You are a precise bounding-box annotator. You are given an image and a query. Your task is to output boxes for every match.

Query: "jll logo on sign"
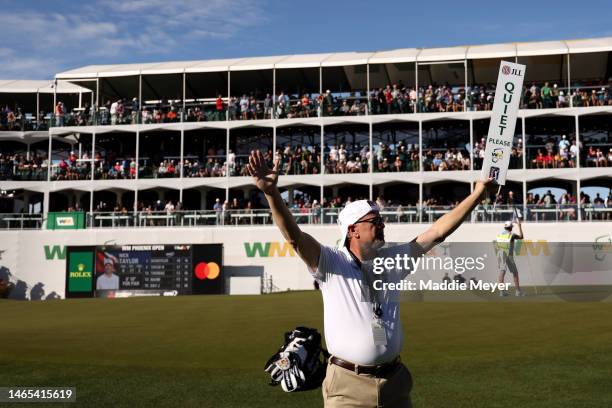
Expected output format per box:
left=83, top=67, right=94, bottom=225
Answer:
left=502, top=65, right=523, bottom=76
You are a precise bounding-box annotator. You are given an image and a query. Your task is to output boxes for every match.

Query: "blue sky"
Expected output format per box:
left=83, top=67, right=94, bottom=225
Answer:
left=1, top=0, right=611, bottom=79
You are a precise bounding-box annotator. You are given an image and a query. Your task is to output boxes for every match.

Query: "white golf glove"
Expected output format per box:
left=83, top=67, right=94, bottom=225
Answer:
left=265, top=338, right=308, bottom=392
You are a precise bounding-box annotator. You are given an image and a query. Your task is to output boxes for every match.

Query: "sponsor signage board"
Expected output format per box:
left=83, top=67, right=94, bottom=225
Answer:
left=481, top=61, right=526, bottom=185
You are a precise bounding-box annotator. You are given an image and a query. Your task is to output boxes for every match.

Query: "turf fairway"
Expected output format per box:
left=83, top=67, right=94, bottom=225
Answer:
left=2, top=292, right=612, bottom=408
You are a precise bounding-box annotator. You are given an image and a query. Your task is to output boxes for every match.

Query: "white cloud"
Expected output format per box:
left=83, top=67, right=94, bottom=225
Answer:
left=0, top=0, right=267, bottom=79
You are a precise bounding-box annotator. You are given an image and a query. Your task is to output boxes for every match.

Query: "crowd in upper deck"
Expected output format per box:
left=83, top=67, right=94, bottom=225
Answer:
left=3, top=78, right=610, bottom=131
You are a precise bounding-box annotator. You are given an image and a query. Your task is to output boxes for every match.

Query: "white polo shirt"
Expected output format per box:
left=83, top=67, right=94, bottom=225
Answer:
left=96, top=273, right=120, bottom=290
left=311, top=243, right=421, bottom=365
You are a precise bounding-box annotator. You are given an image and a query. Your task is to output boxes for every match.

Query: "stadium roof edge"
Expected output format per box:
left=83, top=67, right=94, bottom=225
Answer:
left=54, top=37, right=612, bottom=80
left=0, top=80, right=92, bottom=94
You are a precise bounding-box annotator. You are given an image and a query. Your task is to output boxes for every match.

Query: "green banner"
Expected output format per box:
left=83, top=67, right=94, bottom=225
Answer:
left=68, top=251, right=94, bottom=292
left=47, top=212, right=85, bottom=230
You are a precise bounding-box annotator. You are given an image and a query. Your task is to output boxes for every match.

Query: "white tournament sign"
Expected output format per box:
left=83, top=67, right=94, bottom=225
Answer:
left=481, top=61, right=526, bottom=185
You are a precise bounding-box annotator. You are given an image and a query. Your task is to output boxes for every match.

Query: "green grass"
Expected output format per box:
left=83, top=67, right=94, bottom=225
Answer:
left=1, top=292, right=612, bottom=407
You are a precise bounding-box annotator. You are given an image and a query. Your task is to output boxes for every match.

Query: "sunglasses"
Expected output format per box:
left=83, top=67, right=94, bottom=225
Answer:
left=354, top=216, right=384, bottom=227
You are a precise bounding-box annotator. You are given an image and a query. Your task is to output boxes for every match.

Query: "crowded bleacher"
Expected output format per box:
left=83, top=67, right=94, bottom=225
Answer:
left=3, top=80, right=609, bottom=130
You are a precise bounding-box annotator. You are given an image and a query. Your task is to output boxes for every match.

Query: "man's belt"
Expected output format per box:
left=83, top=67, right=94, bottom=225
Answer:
left=330, top=356, right=400, bottom=377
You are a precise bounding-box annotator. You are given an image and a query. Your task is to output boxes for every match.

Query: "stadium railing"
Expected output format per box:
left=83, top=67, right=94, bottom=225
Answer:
left=1, top=204, right=609, bottom=230
left=0, top=213, right=44, bottom=229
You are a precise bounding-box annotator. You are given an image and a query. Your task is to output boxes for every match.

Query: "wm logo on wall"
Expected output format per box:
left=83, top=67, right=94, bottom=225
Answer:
left=493, top=240, right=550, bottom=257
left=244, top=242, right=296, bottom=258
left=44, top=245, right=67, bottom=260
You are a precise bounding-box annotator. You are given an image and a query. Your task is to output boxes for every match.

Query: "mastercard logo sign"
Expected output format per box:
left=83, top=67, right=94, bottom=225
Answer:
left=194, top=262, right=221, bottom=280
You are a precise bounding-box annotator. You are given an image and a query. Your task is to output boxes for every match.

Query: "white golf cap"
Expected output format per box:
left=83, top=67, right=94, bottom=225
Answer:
left=504, top=221, right=513, bottom=229
left=338, top=200, right=379, bottom=248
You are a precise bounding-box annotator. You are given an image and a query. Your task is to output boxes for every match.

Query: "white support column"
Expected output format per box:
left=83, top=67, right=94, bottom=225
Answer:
left=134, top=189, right=138, bottom=213
left=225, top=127, right=230, bottom=201
left=96, top=78, right=100, bottom=125
left=366, top=63, right=370, bottom=116
left=36, top=92, right=40, bottom=129
left=91, top=132, right=96, bottom=182
left=47, top=132, right=52, bottom=182
left=272, top=125, right=277, bottom=159
left=577, top=177, right=582, bottom=221
left=522, top=180, right=527, bottom=218
left=135, top=130, right=140, bottom=180
left=138, top=74, right=142, bottom=125
left=415, top=62, right=419, bottom=113
left=418, top=119, right=423, bottom=221
left=464, top=59, right=468, bottom=112
left=575, top=114, right=580, bottom=169
left=43, top=190, right=50, bottom=228
left=182, top=71, right=186, bottom=122
left=90, top=189, right=94, bottom=214
left=418, top=120, right=423, bottom=173
left=522, top=116, right=526, bottom=170
left=179, top=129, right=184, bottom=204
left=418, top=182, right=423, bottom=223
left=320, top=124, right=325, bottom=175
left=320, top=184, right=324, bottom=212
left=319, top=125, right=325, bottom=207
left=319, top=65, right=323, bottom=95
left=567, top=53, right=572, bottom=108
left=26, top=143, right=31, bottom=161
left=272, top=68, right=276, bottom=119
left=320, top=122, right=325, bottom=209
left=469, top=118, right=474, bottom=171
left=319, top=65, right=323, bottom=117
left=227, top=70, right=231, bottom=122
left=53, top=79, right=57, bottom=114
left=369, top=120, right=373, bottom=200
left=369, top=121, right=373, bottom=174
left=79, top=91, right=82, bottom=109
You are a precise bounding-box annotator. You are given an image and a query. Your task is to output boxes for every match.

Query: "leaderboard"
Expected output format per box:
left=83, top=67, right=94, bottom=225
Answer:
left=111, top=245, right=193, bottom=293
left=65, top=243, right=223, bottom=298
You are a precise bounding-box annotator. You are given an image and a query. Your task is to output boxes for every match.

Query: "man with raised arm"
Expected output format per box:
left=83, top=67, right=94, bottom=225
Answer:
left=247, top=150, right=492, bottom=408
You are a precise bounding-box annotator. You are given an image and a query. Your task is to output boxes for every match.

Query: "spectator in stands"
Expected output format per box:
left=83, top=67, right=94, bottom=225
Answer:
left=559, top=193, right=576, bottom=220
left=541, top=82, right=553, bottom=108
left=557, top=90, right=568, bottom=108
left=215, top=95, right=225, bottom=121
left=225, top=97, right=235, bottom=120
left=166, top=108, right=178, bottom=122
left=130, top=98, right=139, bottom=124
left=586, top=146, right=598, bottom=167
left=116, top=99, right=125, bottom=123
left=110, top=100, right=118, bottom=125
left=263, top=94, right=273, bottom=119
left=54, top=101, right=65, bottom=127
left=164, top=200, right=175, bottom=215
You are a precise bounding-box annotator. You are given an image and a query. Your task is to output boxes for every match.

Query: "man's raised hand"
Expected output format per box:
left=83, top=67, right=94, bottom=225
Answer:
left=475, top=177, right=496, bottom=197
left=247, top=150, right=279, bottom=195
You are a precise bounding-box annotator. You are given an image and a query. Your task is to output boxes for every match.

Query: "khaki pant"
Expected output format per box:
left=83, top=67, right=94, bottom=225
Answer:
left=322, top=359, right=413, bottom=408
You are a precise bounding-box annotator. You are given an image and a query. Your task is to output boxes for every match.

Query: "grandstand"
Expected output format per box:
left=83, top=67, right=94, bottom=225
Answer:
left=0, top=37, right=611, bottom=298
